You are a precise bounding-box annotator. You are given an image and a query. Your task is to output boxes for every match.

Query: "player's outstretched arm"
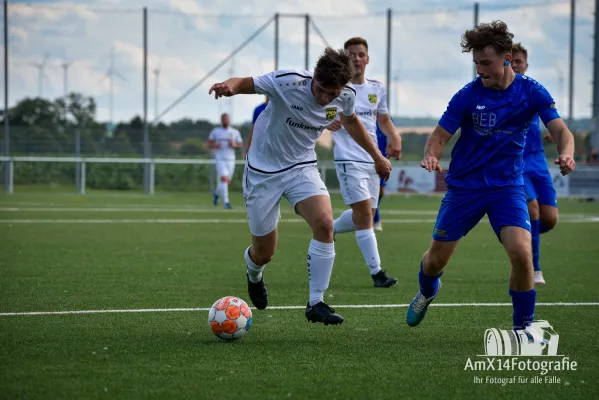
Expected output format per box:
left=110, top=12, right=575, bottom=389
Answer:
left=376, top=113, right=401, bottom=160
left=545, top=118, right=576, bottom=175
left=340, top=112, right=392, bottom=181
left=209, top=77, right=256, bottom=99
left=422, top=125, right=452, bottom=172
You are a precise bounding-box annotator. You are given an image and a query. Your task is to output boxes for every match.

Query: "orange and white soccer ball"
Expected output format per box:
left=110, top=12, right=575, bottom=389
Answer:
left=208, top=296, right=253, bottom=341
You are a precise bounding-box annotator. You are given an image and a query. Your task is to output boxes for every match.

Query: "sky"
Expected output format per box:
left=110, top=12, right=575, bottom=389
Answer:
left=3, top=0, right=596, bottom=125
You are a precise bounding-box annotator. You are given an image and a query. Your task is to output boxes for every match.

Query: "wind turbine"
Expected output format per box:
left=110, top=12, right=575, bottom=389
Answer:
left=30, top=54, right=50, bottom=97
left=101, top=47, right=126, bottom=126
left=153, top=65, right=160, bottom=121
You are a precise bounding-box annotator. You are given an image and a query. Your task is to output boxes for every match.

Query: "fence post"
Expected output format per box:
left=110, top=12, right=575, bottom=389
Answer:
left=80, top=161, right=86, bottom=195
left=8, top=159, right=13, bottom=194
left=150, top=161, right=155, bottom=194
left=3, top=0, right=10, bottom=194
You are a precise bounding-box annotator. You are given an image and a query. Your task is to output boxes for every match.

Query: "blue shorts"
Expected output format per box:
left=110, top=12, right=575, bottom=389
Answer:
left=523, top=153, right=557, bottom=207
left=432, top=186, right=531, bottom=241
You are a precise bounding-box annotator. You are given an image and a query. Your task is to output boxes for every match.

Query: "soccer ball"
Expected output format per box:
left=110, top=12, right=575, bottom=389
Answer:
left=208, top=296, right=253, bottom=341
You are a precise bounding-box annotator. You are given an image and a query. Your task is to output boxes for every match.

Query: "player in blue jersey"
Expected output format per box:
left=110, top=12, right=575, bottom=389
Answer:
left=405, top=21, right=575, bottom=332
left=373, top=121, right=390, bottom=231
left=244, top=96, right=269, bottom=158
left=511, top=43, right=557, bottom=285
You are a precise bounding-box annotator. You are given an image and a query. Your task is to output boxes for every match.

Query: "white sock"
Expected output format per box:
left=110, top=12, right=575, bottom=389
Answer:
left=245, top=246, right=266, bottom=283
left=219, top=181, right=229, bottom=204
left=355, top=228, right=381, bottom=275
left=307, top=239, right=335, bottom=306
left=333, top=209, right=355, bottom=235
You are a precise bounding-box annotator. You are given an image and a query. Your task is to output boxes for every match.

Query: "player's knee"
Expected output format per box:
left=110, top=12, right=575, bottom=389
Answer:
left=540, top=213, right=558, bottom=230
left=312, top=213, right=334, bottom=237
left=506, top=243, right=532, bottom=269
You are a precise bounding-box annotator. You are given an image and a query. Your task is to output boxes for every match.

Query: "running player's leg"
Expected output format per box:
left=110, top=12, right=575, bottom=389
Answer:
left=333, top=163, right=397, bottom=287
left=406, top=189, right=485, bottom=327
left=287, top=165, right=344, bottom=325
left=524, top=174, right=543, bottom=282
left=222, top=160, right=235, bottom=209
left=373, top=178, right=386, bottom=231
left=243, top=166, right=283, bottom=310
left=488, top=187, right=536, bottom=330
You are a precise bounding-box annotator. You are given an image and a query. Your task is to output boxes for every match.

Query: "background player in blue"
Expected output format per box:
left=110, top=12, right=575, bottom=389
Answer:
left=406, top=21, right=576, bottom=333
left=511, top=43, right=558, bottom=285
left=244, top=96, right=269, bottom=158
left=373, top=120, right=392, bottom=231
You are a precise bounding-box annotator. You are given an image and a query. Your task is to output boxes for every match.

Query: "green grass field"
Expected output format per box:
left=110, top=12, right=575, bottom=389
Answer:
left=1, top=189, right=598, bottom=399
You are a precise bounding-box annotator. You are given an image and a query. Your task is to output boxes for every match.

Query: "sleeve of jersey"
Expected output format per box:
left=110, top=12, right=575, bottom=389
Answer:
left=438, top=87, right=469, bottom=135
left=342, top=91, right=356, bottom=116
left=207, top=129, right=216, bottom=140
left=531, top=83, right=560, bottom=125
left=377, top=87, right=389, bottom=115
left=252, top=72, right=277, bottom=98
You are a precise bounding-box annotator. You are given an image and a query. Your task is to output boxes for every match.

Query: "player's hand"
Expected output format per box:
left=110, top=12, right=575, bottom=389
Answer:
left=209, top=82, right=235, bottom=99
left=326, top=119, right=342, bottom=132
left=374, top=154, right=392, bottom=182
left=421, top=156, right=442, bottom=172
left=554, top=155, right=576, bottom=176
left=386, top=136, right=402, bottom=160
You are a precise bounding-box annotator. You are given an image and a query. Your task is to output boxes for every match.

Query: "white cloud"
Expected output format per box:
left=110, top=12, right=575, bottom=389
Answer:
left=5, top=0, right=594, bottom=124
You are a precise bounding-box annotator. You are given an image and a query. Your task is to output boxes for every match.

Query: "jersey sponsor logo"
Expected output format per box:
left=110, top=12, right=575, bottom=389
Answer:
left=368, top=94, right=377, bottom=104
left=326, top=108, right=338, bottom=121
left=356, top=110, right=375, bottom=117
left=476, top=105, right=485, bottom=110
left=285, top=117, right=325, bottom=132
left=291, top=104, right=304, bottom=111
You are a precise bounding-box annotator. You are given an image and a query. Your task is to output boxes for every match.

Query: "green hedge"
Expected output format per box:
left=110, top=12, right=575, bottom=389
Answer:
left=9, top=162, right=245, bottom=192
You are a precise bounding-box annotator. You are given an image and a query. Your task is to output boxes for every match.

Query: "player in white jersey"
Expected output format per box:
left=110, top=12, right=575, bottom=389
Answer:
left=209, top=48, right=392, bottom=325
left=328, top=37, right=403, bottom=288
left=207, top=113, right=243, bottom=209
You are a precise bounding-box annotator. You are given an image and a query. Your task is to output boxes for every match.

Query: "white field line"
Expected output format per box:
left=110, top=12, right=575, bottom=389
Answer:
left=1, top=302, right=598, bottom=317
left=0, top=207, right=440, bottom=215
left=1, top=217, right=599, bottom=224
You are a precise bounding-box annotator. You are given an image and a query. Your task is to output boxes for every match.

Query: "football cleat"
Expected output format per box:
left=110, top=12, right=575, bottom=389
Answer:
left=372, top=269, right=398, bottom=288
left=406, top=280, right=441, bottom=327
left=305, top=301, right=344, bottom=325
left=246, top=273, right=268, bottom=310
left=534, top=271, right=545, bottom=284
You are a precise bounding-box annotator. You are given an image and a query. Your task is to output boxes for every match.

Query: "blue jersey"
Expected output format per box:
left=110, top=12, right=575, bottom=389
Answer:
left=252, top=102, right=267, bottom=124
left=438, top=74, right=560, bottom=189
left=375, top=121, right=388, bottom=156
left=524, top=114, right=544, bottom=154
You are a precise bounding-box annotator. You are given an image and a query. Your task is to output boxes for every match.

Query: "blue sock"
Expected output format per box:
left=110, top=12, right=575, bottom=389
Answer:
left=419, top=262, right=443, bottom=298
left=373, top=196, right=383, bottom=224
left=373, top=207, right=380, bottom=224
left=539, top=222, right=552, bottom=234
left=531, top=219, right=541, bottom=272
left=509, top=289, right=536, bottom=329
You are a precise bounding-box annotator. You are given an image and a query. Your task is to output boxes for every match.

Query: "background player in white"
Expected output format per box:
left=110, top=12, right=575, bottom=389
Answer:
left=207, top=113, right=243, bottom=209
left=209, top=48, right=392, bottom=325
left=327, top=37, right=402, bottom=288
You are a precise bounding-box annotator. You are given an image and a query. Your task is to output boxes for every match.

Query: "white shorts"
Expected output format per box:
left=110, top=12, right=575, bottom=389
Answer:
left=242, top=164, right=329, bottom=237
left=216, top=160, right=235, bottom=180
left=335, top=162, right=380, bottom=208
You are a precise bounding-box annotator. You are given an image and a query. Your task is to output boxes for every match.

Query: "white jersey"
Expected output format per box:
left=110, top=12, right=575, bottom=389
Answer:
left=208, top=126, right=242, bottom=161
left=248, top=68, right=356, bottom=173
left=333, top=78, right=388, bottom=163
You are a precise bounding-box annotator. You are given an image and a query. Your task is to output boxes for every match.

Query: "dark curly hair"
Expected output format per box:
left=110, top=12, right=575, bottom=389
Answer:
left=313, top=47, right=355, bottom=88
left=461, top=20, right=514, bottom=55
